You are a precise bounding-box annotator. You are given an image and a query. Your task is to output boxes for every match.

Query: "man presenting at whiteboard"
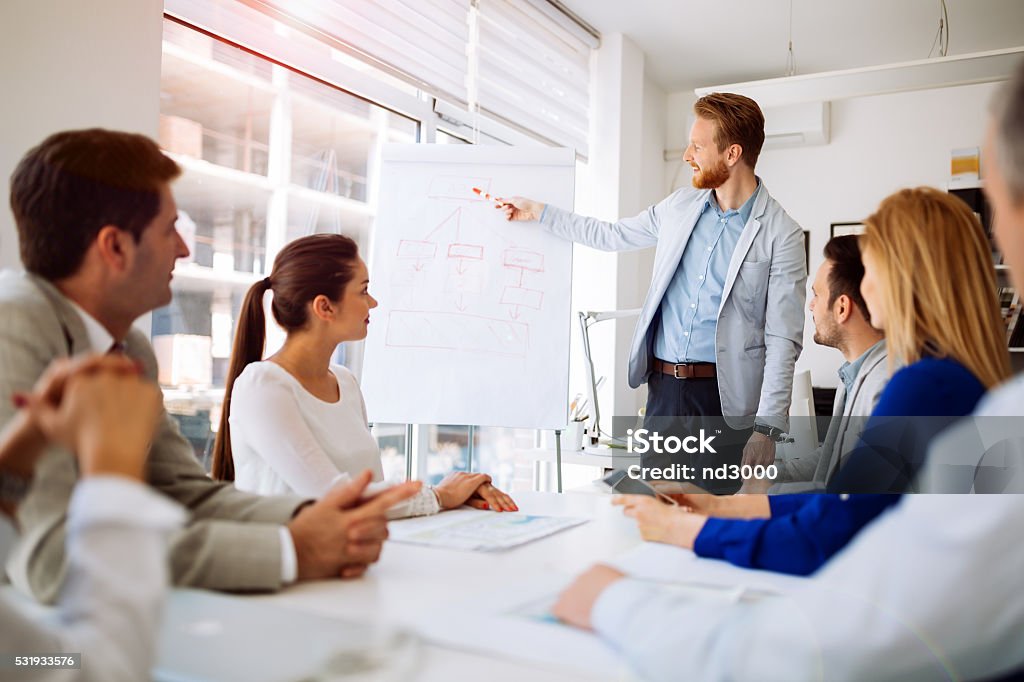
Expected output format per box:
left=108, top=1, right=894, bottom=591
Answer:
left=500, top=93, right=806, bottom=491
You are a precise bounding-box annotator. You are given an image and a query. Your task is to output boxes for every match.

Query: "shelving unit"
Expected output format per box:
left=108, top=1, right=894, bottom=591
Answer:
left=948, top=182, right=1024, bottom=370
left=153, top=21, right=419, bottom=454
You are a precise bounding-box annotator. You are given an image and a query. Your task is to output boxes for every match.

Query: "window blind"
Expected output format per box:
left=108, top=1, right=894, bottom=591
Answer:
left=168, top=0, right=597, bottom=156
left=247, top=0, right=471, bottom=106
left=474, top=0, right=594, bottom=158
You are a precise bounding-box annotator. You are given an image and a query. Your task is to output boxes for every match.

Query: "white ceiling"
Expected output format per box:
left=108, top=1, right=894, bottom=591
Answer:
left=560, top=0, right=1024, bottom=92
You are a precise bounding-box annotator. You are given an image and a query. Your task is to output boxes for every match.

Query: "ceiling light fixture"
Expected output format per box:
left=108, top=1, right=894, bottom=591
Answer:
left=695, top=46, right=1024, bottom=107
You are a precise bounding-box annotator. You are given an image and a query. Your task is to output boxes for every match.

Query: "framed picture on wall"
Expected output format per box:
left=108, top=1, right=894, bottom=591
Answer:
left=830, top=221, right=866, bottom=239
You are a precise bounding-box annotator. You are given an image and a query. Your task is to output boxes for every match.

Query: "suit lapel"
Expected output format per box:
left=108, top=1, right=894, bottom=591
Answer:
left=647, top=191, right=709, bottom=315
left=827, top=344, right=886, bottom=480
left=817, top=384, right=848, bottom=481
left=825, top=390, right=851, bottom=482
left=719, top=185, right=769, bottom=314
left=845, top=345, right=886, bottom=409
left=28, top=274, right=93, bottom=356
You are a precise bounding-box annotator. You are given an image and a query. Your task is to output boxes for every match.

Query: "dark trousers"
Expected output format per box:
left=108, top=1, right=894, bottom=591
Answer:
left=643, top=371, right=751, bottom=494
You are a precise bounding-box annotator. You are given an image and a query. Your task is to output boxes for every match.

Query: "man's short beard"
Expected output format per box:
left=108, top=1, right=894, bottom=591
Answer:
left=691, top=158, right=731, bottom=189
left=813, top=323, right=843, bottom=351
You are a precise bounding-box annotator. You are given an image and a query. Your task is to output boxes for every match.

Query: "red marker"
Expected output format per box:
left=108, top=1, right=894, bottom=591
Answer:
left=472, top=187, right=503, bottom=203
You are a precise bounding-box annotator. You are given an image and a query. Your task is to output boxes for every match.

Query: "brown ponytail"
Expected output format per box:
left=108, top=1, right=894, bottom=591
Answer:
left=211, top=233, right=360, bottom=481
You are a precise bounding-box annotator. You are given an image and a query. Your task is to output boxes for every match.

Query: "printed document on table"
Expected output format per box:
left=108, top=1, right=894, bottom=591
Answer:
left=413, top=574, right=630, bottom=678
left=417, top=570, right=757, bottom=677
left=388, top=508, right=587, bottom=551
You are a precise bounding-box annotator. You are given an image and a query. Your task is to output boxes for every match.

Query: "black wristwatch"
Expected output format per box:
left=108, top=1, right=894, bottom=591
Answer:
left=752, top=423, right=792, bottom=443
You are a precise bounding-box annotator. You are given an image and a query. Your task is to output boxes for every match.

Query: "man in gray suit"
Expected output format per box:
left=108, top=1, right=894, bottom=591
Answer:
left=503, top=93, right=806, bottom=488
left=771, top=235, right=887, bottom=492
left=0, top=129, right=419, bottom=602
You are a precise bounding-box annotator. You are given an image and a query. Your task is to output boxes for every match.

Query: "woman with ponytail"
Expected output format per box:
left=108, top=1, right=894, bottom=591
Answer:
left=212, top=233, right=517, bottom=515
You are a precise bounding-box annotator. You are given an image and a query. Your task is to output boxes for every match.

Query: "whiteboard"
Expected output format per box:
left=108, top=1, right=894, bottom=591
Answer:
left=361, top=145, right=574, bottom=429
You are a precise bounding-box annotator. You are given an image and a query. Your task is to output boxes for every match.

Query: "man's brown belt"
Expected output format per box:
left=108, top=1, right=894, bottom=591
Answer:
left=653, top=359, right=717, bottom=379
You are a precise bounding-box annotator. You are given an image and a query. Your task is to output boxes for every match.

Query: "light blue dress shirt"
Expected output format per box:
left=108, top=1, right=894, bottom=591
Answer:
left=838, top=339, right=885, bottom=395
left=653, top=183, right=761, bottom=363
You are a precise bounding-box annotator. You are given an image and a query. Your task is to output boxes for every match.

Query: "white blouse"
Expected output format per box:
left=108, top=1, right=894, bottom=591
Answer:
left=228, top=361, right=439, bottom=517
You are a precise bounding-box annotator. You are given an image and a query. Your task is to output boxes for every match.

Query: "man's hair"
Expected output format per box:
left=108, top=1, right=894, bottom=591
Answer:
left=9, top=128, right=181, bottom=280
left=991, top=59, right=1024, bottom=204
left=822, top=235, right=870, bottom=322
left=693, top=93, right=766, bottom=169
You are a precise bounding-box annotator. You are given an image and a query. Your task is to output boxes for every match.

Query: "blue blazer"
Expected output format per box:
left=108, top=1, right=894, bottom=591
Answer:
left=694, top=357, right=986, bottom=575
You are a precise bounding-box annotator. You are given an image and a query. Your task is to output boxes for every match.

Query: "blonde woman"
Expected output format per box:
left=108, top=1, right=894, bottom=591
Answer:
left=616, top=187, right=1011, bottom=575
left=826, top=187, right=1011, bottom=491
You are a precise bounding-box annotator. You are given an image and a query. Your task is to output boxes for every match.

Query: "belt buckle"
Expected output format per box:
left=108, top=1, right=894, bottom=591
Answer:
left=672, top=363, right=687, bottom=379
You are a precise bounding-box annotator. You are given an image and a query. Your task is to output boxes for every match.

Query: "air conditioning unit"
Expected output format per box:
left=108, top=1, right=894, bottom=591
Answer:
left=662, top=100, right=831, bottom=162
left=763, top=101, right=830, bottom=148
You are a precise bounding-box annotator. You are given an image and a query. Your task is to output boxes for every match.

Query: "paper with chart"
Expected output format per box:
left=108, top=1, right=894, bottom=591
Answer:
left=413, top=543, right=806, bottom=677
left=388, top=508, right=586, bottom=551
left=413, top=570, right=759, bottom=677
left=362, top=145, right=575, bottom=429
left=412, top=574, right=631, bottom=678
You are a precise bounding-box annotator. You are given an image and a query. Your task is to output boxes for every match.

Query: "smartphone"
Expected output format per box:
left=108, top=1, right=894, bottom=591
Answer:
left=600, top=470, right=678, bottom=505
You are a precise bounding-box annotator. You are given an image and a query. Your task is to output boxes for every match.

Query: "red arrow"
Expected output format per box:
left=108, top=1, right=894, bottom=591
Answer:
left=455, top=294, right=467, bottom=311
left=509, top=305, right=521, bottom=320
left=456, top=259, right=467, bottom=275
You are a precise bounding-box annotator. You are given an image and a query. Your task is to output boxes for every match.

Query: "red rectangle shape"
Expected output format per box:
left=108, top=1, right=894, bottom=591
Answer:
left=385, top=311, right=529, bottom=357
left=500, top=286, right=543, bottom=310
left=397, top=240, right=437, bottom=259
left=447, top=243, right=484, bottom=260
left=503, top=249, right=544, bottom=272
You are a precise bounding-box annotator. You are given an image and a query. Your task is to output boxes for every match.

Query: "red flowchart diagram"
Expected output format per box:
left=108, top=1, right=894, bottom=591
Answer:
left=500, top=248, right=544, bottom=320
left=384, top=176, right=549, bottom=356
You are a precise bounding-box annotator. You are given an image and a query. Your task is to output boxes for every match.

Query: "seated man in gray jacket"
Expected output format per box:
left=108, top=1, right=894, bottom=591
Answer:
left=1, top=354, right=413, bottom=681
left=771, top=235, right=887, bottom=492
left=1, top=129, right=420, bottom=602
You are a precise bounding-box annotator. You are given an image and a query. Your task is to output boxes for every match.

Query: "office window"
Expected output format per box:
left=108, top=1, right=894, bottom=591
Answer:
left=474, top=0, right=595, bottom=158
left=155, top=3, right=594, bottom=491
left=436, top=129, right=471, bottom=145
left=414, top=425, right=532, bottom=493
left=155, top=19, right=416, bottom=466
left=371, top=423, right=410, bottom=484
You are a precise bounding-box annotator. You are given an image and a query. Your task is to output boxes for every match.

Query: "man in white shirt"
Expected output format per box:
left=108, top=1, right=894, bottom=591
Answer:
left=1, top=355, right=419, bottom=681
left=1, top=129, right=419, bottom=602
left=550, top=61, right=1024, bottom=681
left=1, top=354, right=182, bottom=681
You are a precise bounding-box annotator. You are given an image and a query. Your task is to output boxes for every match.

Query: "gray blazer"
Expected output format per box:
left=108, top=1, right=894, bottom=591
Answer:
left=0, top=271, right=307, bottom=602
left=773, top=342, right=889, bottom=492
left=541, top=181, right=806, bottom=430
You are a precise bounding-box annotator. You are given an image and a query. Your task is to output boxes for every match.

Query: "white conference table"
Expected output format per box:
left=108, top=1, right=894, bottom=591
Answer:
left=248, top=488, right=644, bottom=681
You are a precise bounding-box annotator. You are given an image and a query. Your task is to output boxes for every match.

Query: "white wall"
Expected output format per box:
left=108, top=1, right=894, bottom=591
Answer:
left=569, top=33, right=663, bottom=434
left=0, top=0, right=164, bottom=565
left=0, top=0, right=165, bottom=271
left=664, top=81, right=1000, bottom=387
left=663, top=90, right=696, bottom=195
